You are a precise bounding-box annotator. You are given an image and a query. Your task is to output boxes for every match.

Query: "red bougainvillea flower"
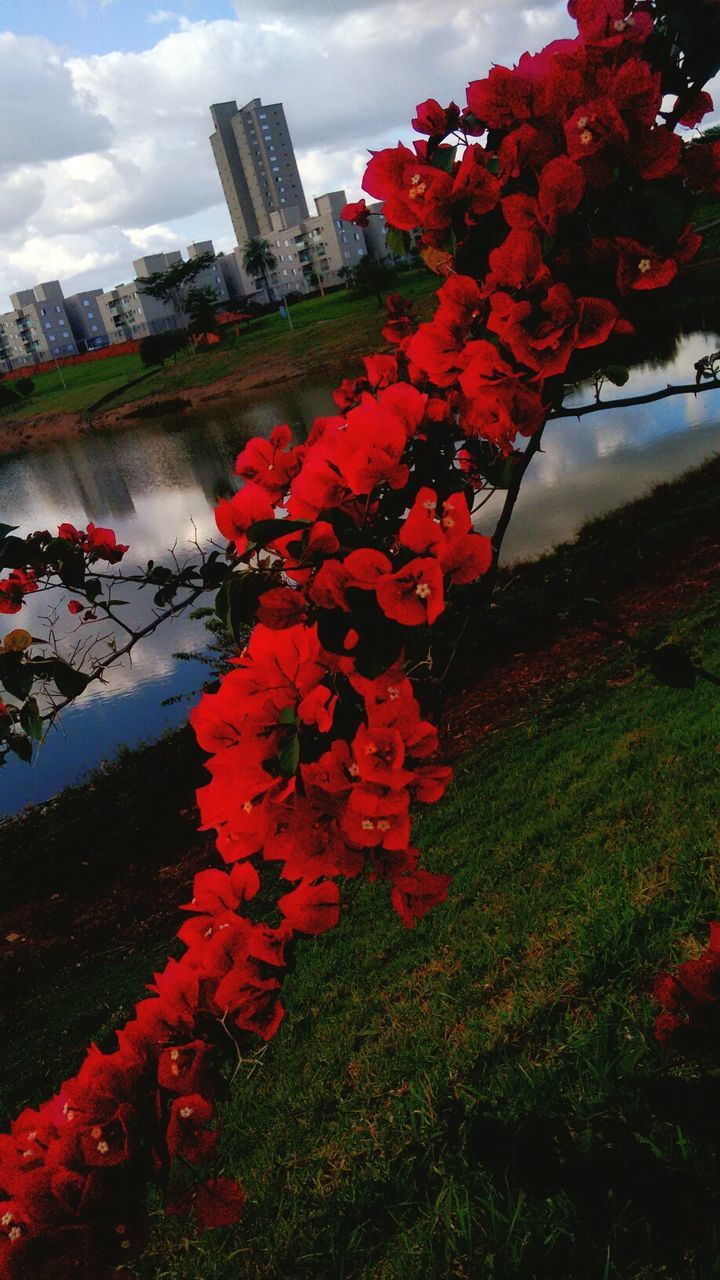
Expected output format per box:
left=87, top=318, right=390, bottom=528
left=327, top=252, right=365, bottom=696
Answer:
left=568, top=0, right=653, bottom=48
left=83, top=523, right=129, bottom=564
left=234, top=425, right=304, bottom=503
left=342, top=198, right=371, bottom=227
left=466, top=65, right=533, bottom=129
left=677, top=90, right=714, bottom=128
left=57, top=522, right=83, bottom=543
left=502, top=156, right=585, bottom=236
left=613, top=237, right=678, bottom=294
left=363, top=353, right=399, bottom=389
left=564, top=99, right=629, bottom=165
left=412, top=98, right=461, bottom=136
left=451, top=145, right=501, bottom=223
left=167, top=1176, right=246, bottom=1229
left=362, top=144, right=454, bottom=231
left=256, top=586, right=307, bottom=630
left=0, top=569, right=38, bottom=614
left=488, top=284, right=618, bottom=377
left=278, top=879, right=341, bottom=935
left=487, top=231, right=550, bottom=293
left=166, top=1094, right=217, bottom=1165
left=376, top=557, right=445, bottom=626
left=214, top=481, right=274, bottom=552
left=390, top=868, right=452, bottom=928
left=459, top=339, right=547, bottom=452
left=67, top=599, right=84, bottom=615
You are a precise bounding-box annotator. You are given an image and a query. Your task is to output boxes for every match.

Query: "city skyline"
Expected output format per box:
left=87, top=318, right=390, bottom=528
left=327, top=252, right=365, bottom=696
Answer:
left=0, top=0, right=592, bottom=306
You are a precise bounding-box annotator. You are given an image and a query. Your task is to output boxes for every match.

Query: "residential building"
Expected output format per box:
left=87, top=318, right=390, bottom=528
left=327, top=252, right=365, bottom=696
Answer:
left=210, top=97, right=308, bottom=245
left=63, top=288, right=110, bottom=352
left=0, top=280, right=117, bottom=371
left=97, top=241, right=230, bottom=344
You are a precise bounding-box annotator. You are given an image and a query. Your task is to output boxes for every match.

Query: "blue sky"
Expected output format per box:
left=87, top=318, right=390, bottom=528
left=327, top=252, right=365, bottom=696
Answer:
left=2, top=0, right=234, bottom=56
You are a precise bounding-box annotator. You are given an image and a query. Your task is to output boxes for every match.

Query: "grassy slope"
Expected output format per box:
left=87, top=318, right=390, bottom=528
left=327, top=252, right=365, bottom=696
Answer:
left=0, top=270, right=436, bottom=422
left=134, top=580, right=720, bottom=1280
left=0, top=464, right=718, bottom=1278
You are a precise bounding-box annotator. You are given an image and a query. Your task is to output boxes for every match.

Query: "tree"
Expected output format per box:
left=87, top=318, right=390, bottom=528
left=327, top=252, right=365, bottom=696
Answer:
left=139, top=330, right=188, bottom=369
left=138, top=251, right=217, bottom=319
left=344, top=253, right=398, bottom=306
left=184, top=286, right=220, bottom=335
left=242, top=237, right=277, bottom=303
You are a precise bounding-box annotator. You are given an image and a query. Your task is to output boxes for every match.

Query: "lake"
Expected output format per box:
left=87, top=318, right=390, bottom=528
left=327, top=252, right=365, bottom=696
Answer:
left=1, top=328, right=720, bottom=814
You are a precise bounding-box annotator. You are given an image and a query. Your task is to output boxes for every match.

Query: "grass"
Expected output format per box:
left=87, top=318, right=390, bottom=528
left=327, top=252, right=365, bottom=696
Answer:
left=0, top=269, right=437, bottom=422
left=134, top=582, right=720, bottom=1280
left=1, top=460, right=719, bottom=1278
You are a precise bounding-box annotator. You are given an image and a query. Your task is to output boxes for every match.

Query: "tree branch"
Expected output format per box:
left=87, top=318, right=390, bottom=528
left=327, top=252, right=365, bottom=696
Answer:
left=549, top=378, right=720, bottom=421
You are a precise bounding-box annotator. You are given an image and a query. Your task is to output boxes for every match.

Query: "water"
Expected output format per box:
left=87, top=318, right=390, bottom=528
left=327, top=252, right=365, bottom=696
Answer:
left=1, top=331, right=720, bottom=814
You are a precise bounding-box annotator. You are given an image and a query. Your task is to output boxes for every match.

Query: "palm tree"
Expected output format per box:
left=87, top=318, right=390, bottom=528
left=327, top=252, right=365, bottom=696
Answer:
left=242, top=238, right=277, bottom=304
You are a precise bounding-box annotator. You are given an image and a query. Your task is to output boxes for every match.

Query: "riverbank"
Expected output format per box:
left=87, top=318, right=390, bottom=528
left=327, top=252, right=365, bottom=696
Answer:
left=0, top=455, right=718, bottom=1277
left=0, top=269, right=437, bottom=457
left=1, top=454, right=718, bottom=1108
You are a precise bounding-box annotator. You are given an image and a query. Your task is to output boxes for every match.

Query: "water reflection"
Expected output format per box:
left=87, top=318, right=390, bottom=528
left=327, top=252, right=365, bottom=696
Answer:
left=1, top=332, right=720, bottom=815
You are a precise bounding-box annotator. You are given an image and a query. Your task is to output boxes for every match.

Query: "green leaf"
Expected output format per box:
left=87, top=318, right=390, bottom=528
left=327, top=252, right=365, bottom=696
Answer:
left=0, top=523, right=18, bottom=541
left=0, top=536, right=30, bottom=570
left=604, top=365, right=630, bottom=387
left=7, top=734, right=32, bottom=763
left=57, top=550, right=86, bottom=591
left=278, top=706, right=298, bottom=726
left=430, top=144, right=457, bottom=174
left=85, top=577, right=102, bottom=601
left=19, top=697, right=43, bottom=741
left=277, top=731, right=300, bottom=777
left=0, top=655, right=33, bottom=701
left=385, top=227, right=412, bottom=257
left=53, top=661, right=91, bottom=699
left=247, top=519, right=309, bottom=547
left=215, top=575, right=260, bottom=642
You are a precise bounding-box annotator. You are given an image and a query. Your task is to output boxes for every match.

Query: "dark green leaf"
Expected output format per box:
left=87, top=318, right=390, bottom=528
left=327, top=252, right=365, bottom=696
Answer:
left=277, top=731, right=300, bottom=777
left=57, top=551, right=86, bottom=591
left=604, top=365, right=630, bottom=387
left=0, top=523, right=18, bottom=541
left=53, top=661, right=91, bottom=699
left=430, top=144, right=457, bottom=174
left=278, top=706, right=298, bottom=726
left=7, top=735, right=32, bottom=763
left=0, top=655, right=33, bottom=701
left=19, top=697, right=43, bottom=741
left=385, top=227, right=412, bottom=257
left=247, top=519, right=309, bottom=547
left=215, top=575, right=260, bottom=642
left=85, top=577, right=102, bottom=601
left=0, top=536, right=30, bottom=570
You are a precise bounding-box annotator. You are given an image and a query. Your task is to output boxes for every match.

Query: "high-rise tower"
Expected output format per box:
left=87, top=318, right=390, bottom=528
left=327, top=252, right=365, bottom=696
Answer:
left=209, top=98, right=308, bottom=245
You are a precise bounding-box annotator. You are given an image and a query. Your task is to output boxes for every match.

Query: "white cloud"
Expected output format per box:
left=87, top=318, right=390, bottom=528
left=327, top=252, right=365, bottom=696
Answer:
left=0, top=2, right=574, bottom=307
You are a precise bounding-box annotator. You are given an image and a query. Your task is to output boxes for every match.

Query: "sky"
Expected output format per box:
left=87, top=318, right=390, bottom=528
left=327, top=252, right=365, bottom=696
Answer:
left=0, top=0, right=709, bottom=311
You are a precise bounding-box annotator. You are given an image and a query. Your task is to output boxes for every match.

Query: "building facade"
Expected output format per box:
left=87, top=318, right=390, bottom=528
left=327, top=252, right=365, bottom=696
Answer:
left=0, top=280, right=112, bottom=371
left=210, top=98, right=308, bottom=246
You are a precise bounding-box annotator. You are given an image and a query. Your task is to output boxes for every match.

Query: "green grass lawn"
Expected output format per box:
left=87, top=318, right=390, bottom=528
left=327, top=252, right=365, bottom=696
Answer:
left=3, top=585, right=719, bottom=1278
left=0, top=269, right=437, bottom=422
left=135, top=583, right=720, bottom=1280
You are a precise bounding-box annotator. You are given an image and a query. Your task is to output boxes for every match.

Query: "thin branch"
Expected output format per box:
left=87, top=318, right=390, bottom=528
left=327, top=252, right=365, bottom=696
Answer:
left=549, top=378, right=720, bottom=421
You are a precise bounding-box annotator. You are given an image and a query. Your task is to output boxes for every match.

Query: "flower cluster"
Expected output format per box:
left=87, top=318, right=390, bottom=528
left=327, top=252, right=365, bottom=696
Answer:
left=2, top=1, right=717, bottom=1272
left=653, top=923, right=720, bottom=1051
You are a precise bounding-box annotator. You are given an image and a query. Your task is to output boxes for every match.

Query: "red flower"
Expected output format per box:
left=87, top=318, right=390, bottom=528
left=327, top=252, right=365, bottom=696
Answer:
left=466, top=65, right=532, bottom=129
left=67, top=600, right=84, bottom=615
left=390, top=868, right=452, bottom=928
left=677, top=90, right=714, bottom=128
left=613, top=238, right=678, bottom=294
left=158, top=1041, right=212, bottom=1094
left=488, top=284, right=618, bottom=377
left=278, top=879, right=341, bottom=935
left=412, top=98, right=461, bottom=136
left=341, top=199, right=370, bottom=227
left=83, top=522, right=129, bottom=564
left=376, top=557, right=445, bottom=626
left=362, top=145, right=453, bottom=232
left=564, top=99, right=629, bottom=164
left=166, top=1094, right=217, bottom=1164
left=214, top=481, right=274, bottom=551
left=450, top=145, right=501, bottom=223
left=167, top=1176, right=246, bottom=1229
left=234, top=425, right=303, bottom=503
left=487, top=232, right=550, bottom=293
left=256, top=586, right=307, bottom=630
left=0, top=569, right=38, bottom=614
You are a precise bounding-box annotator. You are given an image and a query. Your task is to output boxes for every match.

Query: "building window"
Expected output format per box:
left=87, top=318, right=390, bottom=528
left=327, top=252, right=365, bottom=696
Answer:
left=88, top=312, right=94, bottom=320
left=40, top=307, right=46, bottom=316
left=55, top=305, right=61, bottom=312
left=83, top=299, right=90, bottom=307
left=91, top=325, right=98, bottom=332
left=45, top=322, right=52, bottom=330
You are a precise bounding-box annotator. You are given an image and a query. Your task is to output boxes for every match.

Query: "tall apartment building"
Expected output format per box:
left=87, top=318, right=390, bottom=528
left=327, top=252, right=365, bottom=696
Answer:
left=210, top=98, right=308, bottom=244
